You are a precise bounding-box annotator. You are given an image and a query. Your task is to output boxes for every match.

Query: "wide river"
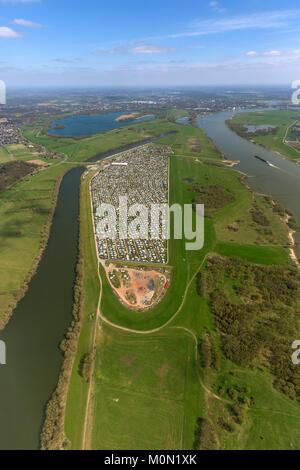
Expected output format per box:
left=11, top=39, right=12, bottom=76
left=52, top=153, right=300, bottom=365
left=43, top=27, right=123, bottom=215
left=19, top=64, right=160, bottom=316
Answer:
left=0, top=110, right=299, bottom=449
left=195, top=111, right=300, bottom=259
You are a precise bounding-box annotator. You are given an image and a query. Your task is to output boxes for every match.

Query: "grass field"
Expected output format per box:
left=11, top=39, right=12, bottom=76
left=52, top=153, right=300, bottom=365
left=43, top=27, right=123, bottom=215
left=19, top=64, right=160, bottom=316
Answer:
left=229, top=110, right=300, bottom=162
left=0, top=146, right=13, bottom=164
left=64, top=119, right=300, bottom=451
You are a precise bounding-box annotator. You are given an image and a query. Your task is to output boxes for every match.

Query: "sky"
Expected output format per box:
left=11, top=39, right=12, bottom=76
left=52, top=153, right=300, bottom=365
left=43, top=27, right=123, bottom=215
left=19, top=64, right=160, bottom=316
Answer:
left=0, top=0, right=300, bottom=87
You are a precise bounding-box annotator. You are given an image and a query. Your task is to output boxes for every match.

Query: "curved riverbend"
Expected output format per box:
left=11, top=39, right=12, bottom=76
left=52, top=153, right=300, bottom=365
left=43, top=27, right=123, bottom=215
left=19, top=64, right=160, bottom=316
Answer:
left=195, top=111, right=300, bottom=259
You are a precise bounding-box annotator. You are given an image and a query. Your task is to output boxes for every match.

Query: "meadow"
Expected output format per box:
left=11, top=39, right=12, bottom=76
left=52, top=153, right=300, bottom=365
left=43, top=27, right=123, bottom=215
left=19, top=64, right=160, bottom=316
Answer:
left=0, top=117, right=180, bottom=327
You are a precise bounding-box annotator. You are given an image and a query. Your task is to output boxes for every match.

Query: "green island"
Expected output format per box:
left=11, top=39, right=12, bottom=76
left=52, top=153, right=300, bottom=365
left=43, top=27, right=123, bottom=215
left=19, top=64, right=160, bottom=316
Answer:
left=227, top=110, right=300, bottom=162
left=0, top=112, right=299, bottom=451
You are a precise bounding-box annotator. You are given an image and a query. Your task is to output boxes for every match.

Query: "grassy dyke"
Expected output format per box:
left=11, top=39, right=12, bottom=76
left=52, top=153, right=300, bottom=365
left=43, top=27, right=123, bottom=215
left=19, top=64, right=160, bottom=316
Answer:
left=63, top=171, right=100, bottom=450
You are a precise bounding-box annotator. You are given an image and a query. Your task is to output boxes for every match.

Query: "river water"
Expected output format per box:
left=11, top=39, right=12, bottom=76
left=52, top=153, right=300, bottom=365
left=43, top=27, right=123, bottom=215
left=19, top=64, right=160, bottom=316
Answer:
left=0, top=134, right=174, bottom=450
left=194, top=111, right=300, bottom=259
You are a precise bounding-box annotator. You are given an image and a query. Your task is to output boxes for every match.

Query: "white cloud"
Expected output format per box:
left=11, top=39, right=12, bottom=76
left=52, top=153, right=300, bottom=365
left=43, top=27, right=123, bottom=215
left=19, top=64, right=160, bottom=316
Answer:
left=129, top=44, right=171, bottom=54
left=247, top=49, right=300, bottom=57
left=169, top=10, right=300, bottom=38
left=263, top=50, right=281, bottom=56
left=0, top=26, right=22, bottom=37
left=92, top=42, right=172, bottom=55
left=13, top=19, right=42, bottom=27
left=209, top=1, right=225, bottom=13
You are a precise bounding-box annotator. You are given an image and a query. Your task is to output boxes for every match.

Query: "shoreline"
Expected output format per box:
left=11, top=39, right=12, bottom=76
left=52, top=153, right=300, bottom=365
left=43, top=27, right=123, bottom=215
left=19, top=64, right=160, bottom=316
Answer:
left=288, top=230, right=299, bottom=269
left=285, top=214, right=300, bottom=270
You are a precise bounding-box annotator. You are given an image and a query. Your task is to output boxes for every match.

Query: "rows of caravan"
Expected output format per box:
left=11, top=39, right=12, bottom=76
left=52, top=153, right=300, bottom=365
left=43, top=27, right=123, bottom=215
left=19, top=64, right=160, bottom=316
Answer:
left=91, top=144, right=172, bottom=264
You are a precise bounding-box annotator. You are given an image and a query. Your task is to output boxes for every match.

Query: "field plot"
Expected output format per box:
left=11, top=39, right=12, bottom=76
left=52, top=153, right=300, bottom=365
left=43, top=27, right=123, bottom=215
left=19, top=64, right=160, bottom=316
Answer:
left=0, top=146, right=12, bottom=164
left=103, top=262, right=171, bottom=309
left=89, top=326, right=200, bottom=450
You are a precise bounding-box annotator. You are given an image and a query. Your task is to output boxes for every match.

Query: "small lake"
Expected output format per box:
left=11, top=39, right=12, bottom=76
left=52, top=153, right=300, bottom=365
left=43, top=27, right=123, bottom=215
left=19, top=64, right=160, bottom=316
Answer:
left=49, top=112, right=155, bottom=137
left=243, top=124, right=277, bottom=133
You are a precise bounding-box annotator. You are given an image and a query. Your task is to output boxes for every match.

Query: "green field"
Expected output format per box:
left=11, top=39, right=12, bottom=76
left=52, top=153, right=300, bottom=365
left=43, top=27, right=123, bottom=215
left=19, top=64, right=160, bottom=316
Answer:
left=64, top=119, right=300, bottom=451
left=0, top=146, right=13, bottom=164
left=229, top=110, right=300, bottom=162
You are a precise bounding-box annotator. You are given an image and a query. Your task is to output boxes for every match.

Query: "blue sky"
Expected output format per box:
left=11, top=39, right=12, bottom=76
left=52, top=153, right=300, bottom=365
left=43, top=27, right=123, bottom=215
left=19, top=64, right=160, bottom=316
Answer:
left=1, top=0, right=300, bottom=86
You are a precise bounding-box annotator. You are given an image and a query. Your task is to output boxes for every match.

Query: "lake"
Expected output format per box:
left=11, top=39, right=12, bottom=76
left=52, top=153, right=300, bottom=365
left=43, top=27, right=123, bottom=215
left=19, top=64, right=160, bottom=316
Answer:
left=49, top=112, right=155, bottom=137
